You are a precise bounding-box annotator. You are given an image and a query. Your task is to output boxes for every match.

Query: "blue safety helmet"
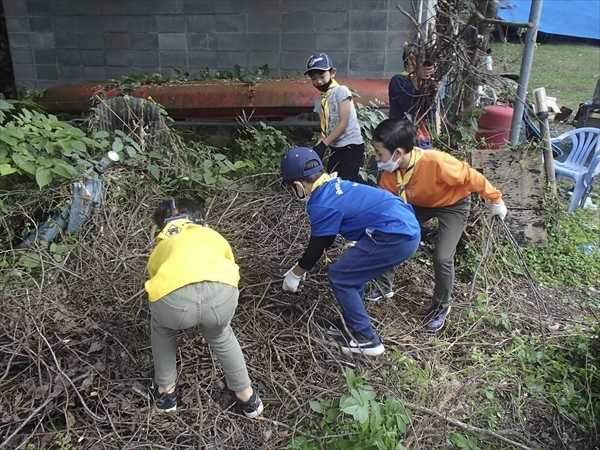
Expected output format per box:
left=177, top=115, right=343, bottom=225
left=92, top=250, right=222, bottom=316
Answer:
left=280, top=147, right=324, bottom=182
left=304, top=52, right=334, bottom=75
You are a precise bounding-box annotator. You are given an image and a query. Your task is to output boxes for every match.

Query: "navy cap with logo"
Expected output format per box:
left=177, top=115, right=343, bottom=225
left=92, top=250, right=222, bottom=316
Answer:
left=304, top=53, right=334, bottom=75
left=280, top=147, right=323, bottom=182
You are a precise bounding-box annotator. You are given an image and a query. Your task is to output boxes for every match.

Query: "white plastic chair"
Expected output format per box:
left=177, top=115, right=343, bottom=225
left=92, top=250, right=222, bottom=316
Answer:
left=551, top=127, right=600, bottom=212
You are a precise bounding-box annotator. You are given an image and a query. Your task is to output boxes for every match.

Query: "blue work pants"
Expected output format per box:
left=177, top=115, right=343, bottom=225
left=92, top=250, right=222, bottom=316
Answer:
left=327, top=229, right=419, bottom=339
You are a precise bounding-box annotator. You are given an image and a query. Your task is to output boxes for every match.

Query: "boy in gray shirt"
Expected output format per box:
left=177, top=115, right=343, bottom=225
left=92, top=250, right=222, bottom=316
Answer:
left=305, top=52, right=365, bottom=182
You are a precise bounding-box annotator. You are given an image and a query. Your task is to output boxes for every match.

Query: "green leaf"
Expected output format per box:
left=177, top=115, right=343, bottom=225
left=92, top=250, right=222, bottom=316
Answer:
left=203, top=172, right=216, bottom=185
left=449, top=432, right=480, bottom=450
left=60, top=139, right=73, bottom=155
left=309, top=400, right=324, bottom=413
left=345, top=367, right=356, bottom=388
left=223, top=159, right=236, bottom=170
left=125, top=145, right=138, bottom=158
left=0, top=128, right=20, bottom=146
left=147, top=164, right=160, bottom=180
left=0, top=164, right=17, bottom=176
left=70, top=140, right=87, bottom=153
left=19, top=253, right=41, bottom=268
left=288, top=436, right=308, bottom=450
left=12, top=153, right=37, bottom=175
left=36, top=155, right=53, bottom=168
left=340, top=396, right=369, bottom=423
left=359, top=385, right=376, bottom=402
left=148, top=151, right=162, bottom=159
left=0, top=98, right=14, bottom=111
left=35, top=167, right=54, bottom=188
left=112, top=138, right=124, bottom=152
left=324, top=408, right=339, bottom=423
left=94, top=130, right=109, bottom=139
left=52, top=161, right=78, bottom=178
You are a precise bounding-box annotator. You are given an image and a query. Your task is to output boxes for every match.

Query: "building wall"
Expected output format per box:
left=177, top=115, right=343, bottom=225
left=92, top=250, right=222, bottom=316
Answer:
left=2, top=0, right=417, bottom=91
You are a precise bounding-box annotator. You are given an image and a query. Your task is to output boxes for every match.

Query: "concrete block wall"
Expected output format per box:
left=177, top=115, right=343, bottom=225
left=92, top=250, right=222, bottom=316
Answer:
left=2, top=0, right=417, bottom=91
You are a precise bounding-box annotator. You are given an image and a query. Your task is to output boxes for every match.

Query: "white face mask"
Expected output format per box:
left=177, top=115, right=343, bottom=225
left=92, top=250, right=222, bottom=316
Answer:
left=377, top=151, right=399, bottom=172
left=292, top=182, right=310, bottom=202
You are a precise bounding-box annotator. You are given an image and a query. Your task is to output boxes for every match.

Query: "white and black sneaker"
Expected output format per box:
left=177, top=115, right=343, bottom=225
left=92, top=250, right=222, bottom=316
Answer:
left=147, top=369, right=178, bottom=412
left=314, top=316, right=347, bottom=337
left=236, top=385, right=264, bottom=419
left=338, top=333, right=385, bottom=356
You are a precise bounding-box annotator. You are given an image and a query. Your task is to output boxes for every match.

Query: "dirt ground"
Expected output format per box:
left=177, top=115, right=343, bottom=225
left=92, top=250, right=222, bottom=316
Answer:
left=1, top=180, right=597, bottom=450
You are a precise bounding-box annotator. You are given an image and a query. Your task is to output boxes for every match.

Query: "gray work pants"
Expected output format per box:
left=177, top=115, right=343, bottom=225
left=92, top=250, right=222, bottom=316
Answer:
left=149, top=281, right=251, bottom=392
left=377, top=196, right=471, bottom=309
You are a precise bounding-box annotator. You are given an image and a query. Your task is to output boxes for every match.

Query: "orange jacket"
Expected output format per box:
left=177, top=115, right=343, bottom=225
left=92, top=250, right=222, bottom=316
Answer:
left=379, top=149, right=502, bottom=208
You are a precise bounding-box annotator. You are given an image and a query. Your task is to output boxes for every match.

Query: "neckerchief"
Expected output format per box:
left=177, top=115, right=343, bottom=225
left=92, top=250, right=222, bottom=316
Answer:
left=395, top=147, right=423, bottom=202
left=320, top=79, right=340, bottom=138
left=311, top=172, right=338, bottom=193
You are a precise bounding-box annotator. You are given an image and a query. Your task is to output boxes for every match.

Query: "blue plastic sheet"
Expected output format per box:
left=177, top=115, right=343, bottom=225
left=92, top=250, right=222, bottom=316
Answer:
left=498, top=0, right=600, bottom=40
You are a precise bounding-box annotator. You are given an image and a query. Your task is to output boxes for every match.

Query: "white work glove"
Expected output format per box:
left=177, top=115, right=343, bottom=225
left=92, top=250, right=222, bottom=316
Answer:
left=490, top=200, right=508, bottom=221
left=282, top=263, right=306, bottom=293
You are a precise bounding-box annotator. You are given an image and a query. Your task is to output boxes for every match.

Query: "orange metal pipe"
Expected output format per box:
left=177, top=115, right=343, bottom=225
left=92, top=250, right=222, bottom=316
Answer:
left=36, top=78, right=390, bottom=120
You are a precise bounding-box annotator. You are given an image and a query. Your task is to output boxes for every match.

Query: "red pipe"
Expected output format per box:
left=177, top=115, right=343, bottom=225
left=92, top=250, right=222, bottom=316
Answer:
left=36, top=78, right=390, bottom=120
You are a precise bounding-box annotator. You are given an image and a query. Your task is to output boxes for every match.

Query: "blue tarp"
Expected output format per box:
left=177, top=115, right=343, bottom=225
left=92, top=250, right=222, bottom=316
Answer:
left=498, top=0, right=600, bottom=40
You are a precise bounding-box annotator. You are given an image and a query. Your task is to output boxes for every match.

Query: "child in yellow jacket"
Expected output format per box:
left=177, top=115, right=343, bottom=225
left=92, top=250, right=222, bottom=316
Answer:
left=144, top=198, right=263, bottom=417
left=371, top=119, right=507, bottom=332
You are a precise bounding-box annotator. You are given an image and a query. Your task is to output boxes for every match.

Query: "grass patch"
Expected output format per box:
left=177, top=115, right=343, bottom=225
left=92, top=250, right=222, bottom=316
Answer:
left=523, top=205, right=600, bottom=287
left=491, top=42, right=600, bottom=111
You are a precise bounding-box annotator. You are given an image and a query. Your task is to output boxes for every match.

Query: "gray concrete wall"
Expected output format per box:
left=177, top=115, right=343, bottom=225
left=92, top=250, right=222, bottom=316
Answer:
left=2, top=0, right=417, bottom=91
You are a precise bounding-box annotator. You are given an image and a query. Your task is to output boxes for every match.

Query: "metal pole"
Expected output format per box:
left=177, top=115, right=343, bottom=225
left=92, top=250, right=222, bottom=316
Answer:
left=509, top=0, right=543, bottom=146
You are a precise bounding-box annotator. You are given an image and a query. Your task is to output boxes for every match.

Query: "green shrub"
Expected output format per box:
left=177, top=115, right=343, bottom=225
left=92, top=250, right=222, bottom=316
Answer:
left=1, top=100, right=106, bottom=188
left=234, top=121, right=294, bottom=173
left=287, top=368, right=412, bottom=450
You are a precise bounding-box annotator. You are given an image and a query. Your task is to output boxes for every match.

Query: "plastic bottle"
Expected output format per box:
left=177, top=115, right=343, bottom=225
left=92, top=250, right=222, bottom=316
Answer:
left=93, top=151, right=120, bottom=174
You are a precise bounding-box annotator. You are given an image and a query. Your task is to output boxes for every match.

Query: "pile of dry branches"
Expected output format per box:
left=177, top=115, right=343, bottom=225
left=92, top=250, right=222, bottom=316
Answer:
left=1, top=169, right=585, bottom=449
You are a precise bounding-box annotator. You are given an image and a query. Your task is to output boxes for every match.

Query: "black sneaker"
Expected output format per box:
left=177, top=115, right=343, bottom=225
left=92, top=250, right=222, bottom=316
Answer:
left=425, top=306, right=451, bottom=332
left=147, top=374, right=177, bottom=412
left=338, top=333, right=385, bottom=356
left=314, top=316, right=347, bottom=337
left=420, top=226, right=437, bottom=243
left=365, top=289, right=394, bottom=302
left=236, top=386, right=264, bottom=419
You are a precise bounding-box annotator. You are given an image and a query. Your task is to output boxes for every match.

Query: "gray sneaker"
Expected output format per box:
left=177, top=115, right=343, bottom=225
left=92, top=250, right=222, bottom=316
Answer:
left=425, top=306, right=451, bottom=332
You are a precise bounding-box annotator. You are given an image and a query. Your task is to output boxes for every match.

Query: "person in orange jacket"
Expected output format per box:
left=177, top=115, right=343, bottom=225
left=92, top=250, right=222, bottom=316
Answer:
left=371, top=118, right=507, bottom=332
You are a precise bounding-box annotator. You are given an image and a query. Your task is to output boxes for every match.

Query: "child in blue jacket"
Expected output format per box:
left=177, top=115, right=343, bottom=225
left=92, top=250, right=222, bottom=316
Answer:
left=279, top=147, right=420, bottom=356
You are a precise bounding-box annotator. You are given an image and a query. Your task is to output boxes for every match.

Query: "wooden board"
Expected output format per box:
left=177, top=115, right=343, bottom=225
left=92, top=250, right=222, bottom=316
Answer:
left=471, top=149, right=548, bottom=247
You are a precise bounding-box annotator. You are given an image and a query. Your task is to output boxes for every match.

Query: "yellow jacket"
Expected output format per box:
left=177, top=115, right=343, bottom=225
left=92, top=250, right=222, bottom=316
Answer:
left=379, top=149, right=502, bottom=208
left=145, top=219, right=240, bottom=302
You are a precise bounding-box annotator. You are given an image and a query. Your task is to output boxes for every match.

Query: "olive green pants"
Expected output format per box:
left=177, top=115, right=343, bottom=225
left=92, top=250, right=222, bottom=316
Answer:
left=149, top=281, right=251, bottom=392
left=377, top=196, right=471, bottom=309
